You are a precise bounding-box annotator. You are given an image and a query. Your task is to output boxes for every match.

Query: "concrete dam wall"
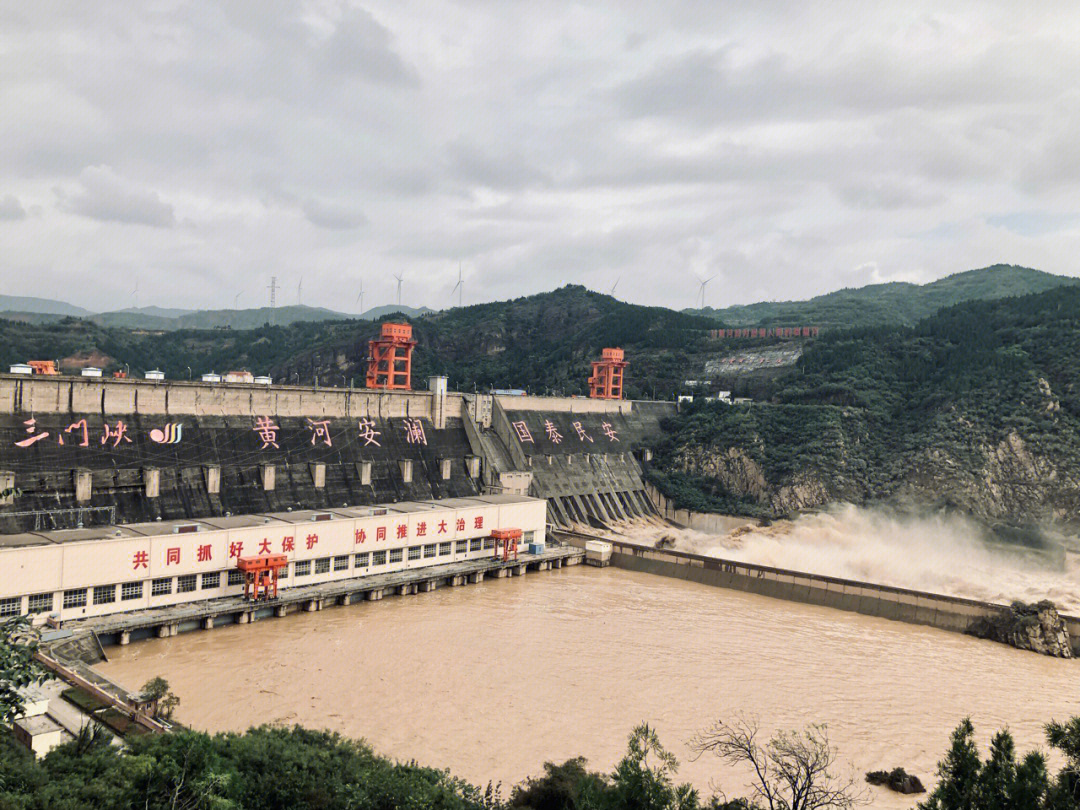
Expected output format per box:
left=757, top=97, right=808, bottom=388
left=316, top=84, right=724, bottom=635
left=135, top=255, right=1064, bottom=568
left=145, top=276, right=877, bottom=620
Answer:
left=0, top=376, right=678, bottom=535
left=490, top=397, right=674, bottom=527
left=0, top=413, right=483, bottom=534
left=568, top=534, right=1080, bottom=656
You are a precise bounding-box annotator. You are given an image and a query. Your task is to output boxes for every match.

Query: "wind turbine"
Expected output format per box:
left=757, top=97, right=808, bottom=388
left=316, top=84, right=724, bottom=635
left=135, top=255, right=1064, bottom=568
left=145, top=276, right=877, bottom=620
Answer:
left=451, top=263, right=464, bottom=308
left=355, top=279, right=365, bottom=316
left=393, top=273, right=403, bottom=306
left=297, top=275, right=303, bottom=306
left=609, top=277, right=620, bottom=296
left=132, top=277, right=139, bottom=309
left=233, top=292, right=242, bottom=309
left=697, top=274, right=716, bottom=309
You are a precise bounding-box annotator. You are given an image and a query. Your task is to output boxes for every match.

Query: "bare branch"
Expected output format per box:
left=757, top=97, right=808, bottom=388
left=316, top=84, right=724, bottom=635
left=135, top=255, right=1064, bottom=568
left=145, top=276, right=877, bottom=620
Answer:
left=690, top=717, right=867, bottom=810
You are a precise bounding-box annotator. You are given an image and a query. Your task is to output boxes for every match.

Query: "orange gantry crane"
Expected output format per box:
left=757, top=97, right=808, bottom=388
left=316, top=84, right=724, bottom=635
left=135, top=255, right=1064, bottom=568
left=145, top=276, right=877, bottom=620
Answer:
left=366, top=322, right=416, bottom=390
left=237, top=554, right=288, bottom=601
left=492, top=528, right=522, bottom=562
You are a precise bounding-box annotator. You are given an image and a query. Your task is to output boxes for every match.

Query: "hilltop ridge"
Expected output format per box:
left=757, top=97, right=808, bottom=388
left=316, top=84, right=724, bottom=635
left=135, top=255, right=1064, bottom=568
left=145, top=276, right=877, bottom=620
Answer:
left=689, top=265, right=1079, bottom=328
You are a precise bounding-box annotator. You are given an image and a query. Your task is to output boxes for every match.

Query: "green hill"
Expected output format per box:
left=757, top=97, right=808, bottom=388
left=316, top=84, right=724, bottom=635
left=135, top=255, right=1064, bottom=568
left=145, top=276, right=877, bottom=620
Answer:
left=652, top=284, right=1080, bottom=528
left=692, top=265, right=1080, bottom=328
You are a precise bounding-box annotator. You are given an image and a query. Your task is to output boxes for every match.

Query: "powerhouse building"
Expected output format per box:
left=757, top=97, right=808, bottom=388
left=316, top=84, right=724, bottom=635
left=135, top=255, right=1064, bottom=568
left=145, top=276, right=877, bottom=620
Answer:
left=0, top=494, right=545, bottom=623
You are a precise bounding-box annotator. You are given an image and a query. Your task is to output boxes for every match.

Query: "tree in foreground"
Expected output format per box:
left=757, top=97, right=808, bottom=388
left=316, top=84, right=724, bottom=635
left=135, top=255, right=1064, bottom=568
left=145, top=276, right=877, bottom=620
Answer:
left=0, top=616, right=51, bottom=728
left=919, top=718, right=1051, bottom=810
left=689, top=717, right=862, bottom=810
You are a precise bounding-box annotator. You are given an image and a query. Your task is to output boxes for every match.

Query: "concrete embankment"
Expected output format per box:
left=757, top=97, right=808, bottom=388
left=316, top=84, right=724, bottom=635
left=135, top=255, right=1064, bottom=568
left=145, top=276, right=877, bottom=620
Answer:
left=555, top=531, right=1080, bottom=656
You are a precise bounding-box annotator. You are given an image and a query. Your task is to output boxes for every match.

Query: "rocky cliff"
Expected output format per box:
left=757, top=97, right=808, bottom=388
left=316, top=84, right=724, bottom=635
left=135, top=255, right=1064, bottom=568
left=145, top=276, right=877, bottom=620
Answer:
left=967, top=601, right=1073, bottom=658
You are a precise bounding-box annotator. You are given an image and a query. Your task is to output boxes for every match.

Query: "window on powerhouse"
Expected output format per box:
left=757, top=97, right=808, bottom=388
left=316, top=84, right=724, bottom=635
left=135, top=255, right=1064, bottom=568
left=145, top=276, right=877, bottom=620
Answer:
left=151, top=578, right=172, bottom=596
left=177, top=574, right=197, bottom=593
left=227, top=570, right=244, bottom=587
left=372, top=550, right=387, bottom=565
left=423, top=544, right=436, bottom=558
left=439, top=542, right=452, bottom=556
left=27, top=593, right=52, bottom=614
left=354, top=552, right=369, bottom=567
left=388, top=549, right=402, bottom=563
left=407, top=546, right=422, bottom=560
left=315, top=557, right=331, bottom=574
left=93, top=585, right=116, bottom=605
left=483, top=538, right=495, bottom=549
left=63, top=589, right=87, bottom=609
left=295, top=560, right=311, bottom=576
left=201, top=572, right=221, bottom=589
left=334, top=555, right=349, bottom=571
left=456, top=540, right=468, bottom=553
left=121, top=582, right=143, bottom=601
left=470, top=539, right=482, bottom=552
left=0, top=597, right=20, bottom=617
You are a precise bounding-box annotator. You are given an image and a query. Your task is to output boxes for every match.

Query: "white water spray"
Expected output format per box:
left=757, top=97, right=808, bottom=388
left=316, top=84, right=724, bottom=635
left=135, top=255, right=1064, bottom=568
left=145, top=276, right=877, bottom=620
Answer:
left=620, top=504, right=1080, bottom=612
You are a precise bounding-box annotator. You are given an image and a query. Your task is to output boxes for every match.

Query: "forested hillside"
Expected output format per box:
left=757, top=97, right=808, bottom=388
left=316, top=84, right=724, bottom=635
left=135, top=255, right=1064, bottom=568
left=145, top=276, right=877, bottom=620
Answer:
left=275, top=286, right=718, bottom=398
left=692, top=265, right=1079, bottom=329
left=651, top=286, right=1080, bottom=528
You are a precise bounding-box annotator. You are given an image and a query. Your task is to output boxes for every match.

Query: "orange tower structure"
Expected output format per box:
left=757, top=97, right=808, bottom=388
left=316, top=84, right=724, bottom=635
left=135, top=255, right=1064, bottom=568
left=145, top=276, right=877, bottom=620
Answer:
left=588, top=347, right=627, bottom=400
left=237, top=554, right=288, bottom=601
left=366, top=322, right=417, bottom=390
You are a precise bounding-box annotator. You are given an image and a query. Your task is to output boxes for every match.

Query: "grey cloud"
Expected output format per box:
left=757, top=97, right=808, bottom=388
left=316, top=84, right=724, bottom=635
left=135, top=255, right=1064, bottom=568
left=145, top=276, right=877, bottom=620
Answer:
left=60, top=165, right=175, bottom=227
left=0, top=194, right=27, bottom=220
left=614, top=38, right=1076, bottom=127
left=836, top=178, right=943, bottom=210
left=2, top=2, right=1080, bottom=312
left=320, top=7, right=420, bottom=87
left=446, top=141, right=551, bottom=190
left=302, top=197, right=368, bottom=230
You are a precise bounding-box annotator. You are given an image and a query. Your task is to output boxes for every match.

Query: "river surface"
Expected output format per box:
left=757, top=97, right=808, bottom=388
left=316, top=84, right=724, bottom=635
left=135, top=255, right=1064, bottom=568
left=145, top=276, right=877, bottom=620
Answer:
left=98, top=566, right=1078, bottom=808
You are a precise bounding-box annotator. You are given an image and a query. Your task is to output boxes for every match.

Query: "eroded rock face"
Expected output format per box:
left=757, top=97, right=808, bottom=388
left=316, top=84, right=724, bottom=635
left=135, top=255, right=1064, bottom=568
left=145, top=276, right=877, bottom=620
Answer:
left=967, top=600, right=1073, bottom=658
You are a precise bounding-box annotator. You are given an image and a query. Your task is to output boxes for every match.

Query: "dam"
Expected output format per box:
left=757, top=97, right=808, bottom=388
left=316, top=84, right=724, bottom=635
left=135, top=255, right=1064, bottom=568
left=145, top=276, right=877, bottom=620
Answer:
left=3, top=371, right=1078, bottom=803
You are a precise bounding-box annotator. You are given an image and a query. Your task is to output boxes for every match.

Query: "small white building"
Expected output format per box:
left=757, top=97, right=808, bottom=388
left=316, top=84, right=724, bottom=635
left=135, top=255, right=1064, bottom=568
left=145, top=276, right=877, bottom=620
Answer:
left=225, top=370, right=254, bottom=384
left=9, top=363, right=32, bottom=375
left=13, top=714, right=64, bottom=758
left=201, top=372, right=221, bottom=383
left=145, top=369, right=165, bottom=381
left=16, top=685, right=51, bottom=719
left=253, top=375, right=273, bottom=385
left=81, top=367, right=102, bottom=378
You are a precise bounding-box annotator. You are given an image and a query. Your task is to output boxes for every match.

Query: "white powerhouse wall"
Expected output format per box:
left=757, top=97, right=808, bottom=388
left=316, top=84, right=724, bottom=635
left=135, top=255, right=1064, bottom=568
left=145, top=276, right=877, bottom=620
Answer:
left=0, top=497, right=546, bottom=622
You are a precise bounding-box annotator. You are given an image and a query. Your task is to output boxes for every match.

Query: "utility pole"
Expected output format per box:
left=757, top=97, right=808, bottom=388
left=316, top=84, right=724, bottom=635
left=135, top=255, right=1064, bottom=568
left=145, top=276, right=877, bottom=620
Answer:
left=267, top=276, right=279, bottom=326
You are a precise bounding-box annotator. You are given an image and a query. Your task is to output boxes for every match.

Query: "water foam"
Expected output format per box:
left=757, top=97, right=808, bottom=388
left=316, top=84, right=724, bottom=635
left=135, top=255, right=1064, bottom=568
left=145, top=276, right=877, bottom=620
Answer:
left=620, top=505, right=1080, bottom=612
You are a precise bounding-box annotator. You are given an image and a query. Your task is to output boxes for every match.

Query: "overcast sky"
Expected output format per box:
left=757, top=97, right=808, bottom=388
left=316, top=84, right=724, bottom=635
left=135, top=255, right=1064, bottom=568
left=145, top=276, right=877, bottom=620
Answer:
left=2, top=1, right=1079, bottom=314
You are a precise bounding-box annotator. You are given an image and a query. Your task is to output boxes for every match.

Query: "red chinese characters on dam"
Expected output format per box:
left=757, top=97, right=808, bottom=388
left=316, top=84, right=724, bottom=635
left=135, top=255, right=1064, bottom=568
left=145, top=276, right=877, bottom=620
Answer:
left=510, top=419, right=618, bottom=445
left=122, top=516, right=488, bottom=573
left=11, top=416, right=434, bottom=451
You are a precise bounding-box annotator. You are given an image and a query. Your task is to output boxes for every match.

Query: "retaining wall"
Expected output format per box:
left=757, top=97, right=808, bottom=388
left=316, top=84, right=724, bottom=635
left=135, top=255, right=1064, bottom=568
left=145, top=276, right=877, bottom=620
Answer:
left=561, top=533, right=1080, bottom=655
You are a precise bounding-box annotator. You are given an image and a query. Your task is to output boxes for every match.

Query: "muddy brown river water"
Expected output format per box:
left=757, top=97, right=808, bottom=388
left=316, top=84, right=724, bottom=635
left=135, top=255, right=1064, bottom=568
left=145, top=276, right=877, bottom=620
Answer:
left=98, top=566, right=1078, bottom=808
